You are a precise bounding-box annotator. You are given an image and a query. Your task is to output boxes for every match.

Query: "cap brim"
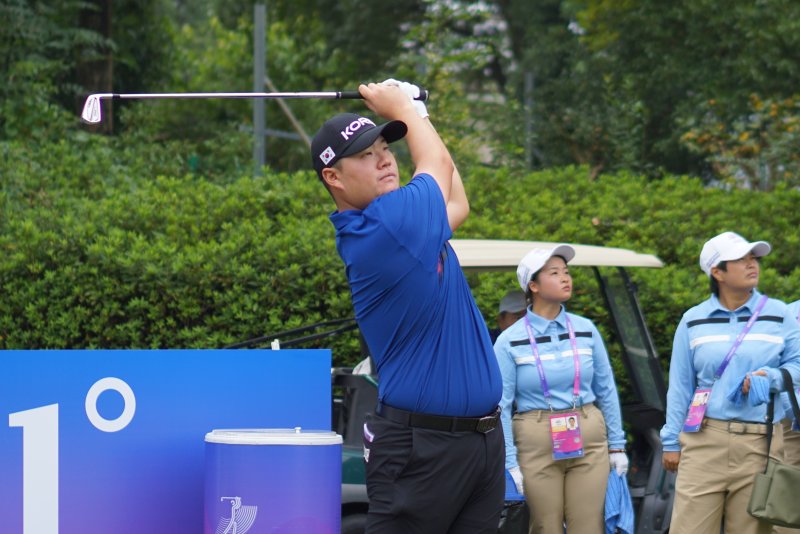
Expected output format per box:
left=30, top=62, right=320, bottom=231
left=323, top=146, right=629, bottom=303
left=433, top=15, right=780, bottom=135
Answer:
left=719, top=241, right=771, bottom=262
left=500, top=304, right=527, bottom=314
left=749, top=241, right=771, bottom=258
left=551, top=244, right=576, bottom=264
left=499, top=294, right=527, bottom=313
left=338, top=120, right=407, bottom=159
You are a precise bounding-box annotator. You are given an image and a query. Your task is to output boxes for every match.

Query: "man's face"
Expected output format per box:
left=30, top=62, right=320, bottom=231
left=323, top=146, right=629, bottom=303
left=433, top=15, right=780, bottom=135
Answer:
left=326, top=136, right=399, bottom=211
left=498, top=310, right=525, bottom=332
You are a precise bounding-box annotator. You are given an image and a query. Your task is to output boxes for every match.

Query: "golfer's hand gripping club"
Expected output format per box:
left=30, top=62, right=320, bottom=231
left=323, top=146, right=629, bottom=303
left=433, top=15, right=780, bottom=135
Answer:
left=380, top=78, right=429, bottom=118
left=338, top=86, right=429, bottom=110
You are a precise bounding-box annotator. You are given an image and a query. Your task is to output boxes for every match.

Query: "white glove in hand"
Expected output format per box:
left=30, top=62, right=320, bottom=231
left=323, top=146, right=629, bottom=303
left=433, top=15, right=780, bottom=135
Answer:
left=610, top=452, right=629, bottom=476
left=509, top=466, right=524, bottom=494
left=381, top=78, right=428, bottom=119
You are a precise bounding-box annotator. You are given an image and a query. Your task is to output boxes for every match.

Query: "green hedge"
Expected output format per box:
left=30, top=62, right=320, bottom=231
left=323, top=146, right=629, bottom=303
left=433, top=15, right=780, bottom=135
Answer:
left=2, top=137, right=800, bottom=378
left=1, top=138, right=354, bottom=353
left=460, top=166, right=800, bottom=359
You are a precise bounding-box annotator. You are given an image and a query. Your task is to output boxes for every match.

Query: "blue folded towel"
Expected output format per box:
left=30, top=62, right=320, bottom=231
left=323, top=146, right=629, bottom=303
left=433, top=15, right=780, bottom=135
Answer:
left=504, top=470, right=525, bottom=501
left=727, top=373, right=771, bottom=407
left=605, top=471, right=634, bottom=534
left=749, top=374, right=771, bottom=406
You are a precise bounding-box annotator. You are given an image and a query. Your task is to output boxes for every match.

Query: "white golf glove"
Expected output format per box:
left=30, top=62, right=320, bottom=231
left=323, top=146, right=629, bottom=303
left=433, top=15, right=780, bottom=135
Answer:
left=610, top=451, right=629, bottom=476
left=508, top=466, right=524, bottom=494
left=381, top=78, right=428, bottom=119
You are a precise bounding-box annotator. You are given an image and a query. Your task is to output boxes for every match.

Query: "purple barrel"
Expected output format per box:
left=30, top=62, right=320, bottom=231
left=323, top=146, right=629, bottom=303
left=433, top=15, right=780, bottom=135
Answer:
left=204, top=429, right=343, bottom=534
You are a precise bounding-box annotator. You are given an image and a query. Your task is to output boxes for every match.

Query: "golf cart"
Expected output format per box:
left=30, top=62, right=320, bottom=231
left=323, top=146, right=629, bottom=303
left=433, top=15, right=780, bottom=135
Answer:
left=233, top=239, right=675, bottom=533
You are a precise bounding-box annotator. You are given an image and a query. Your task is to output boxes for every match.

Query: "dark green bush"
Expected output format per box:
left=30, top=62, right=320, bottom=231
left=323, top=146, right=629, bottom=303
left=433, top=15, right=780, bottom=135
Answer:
left=3, top=137, right=800, bottom=378
left=1, top=147, right=356, bottom=355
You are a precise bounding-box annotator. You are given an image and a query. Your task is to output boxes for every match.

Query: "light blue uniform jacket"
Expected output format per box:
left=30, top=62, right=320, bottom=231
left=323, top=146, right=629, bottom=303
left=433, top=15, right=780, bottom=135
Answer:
left=495, top=306, right=626, bottom=470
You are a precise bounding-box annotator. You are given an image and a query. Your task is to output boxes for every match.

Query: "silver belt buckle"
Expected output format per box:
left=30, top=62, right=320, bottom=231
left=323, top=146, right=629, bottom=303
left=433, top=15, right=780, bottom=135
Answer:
left=475, top=410, right=499, bottom=433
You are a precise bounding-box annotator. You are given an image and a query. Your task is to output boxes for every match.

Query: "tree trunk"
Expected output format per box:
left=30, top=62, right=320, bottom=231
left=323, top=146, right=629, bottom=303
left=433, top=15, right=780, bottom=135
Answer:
left=77, top=0, right=113, bottom=133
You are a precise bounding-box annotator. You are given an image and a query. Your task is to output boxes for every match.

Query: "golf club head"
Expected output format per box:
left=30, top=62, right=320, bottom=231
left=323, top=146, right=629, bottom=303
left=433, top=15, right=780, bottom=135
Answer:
left=81, top=94, right=104, bottom=124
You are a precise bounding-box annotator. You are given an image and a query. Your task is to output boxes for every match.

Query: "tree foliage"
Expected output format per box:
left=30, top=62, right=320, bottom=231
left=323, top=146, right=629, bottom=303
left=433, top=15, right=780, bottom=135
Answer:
left=0, top=0, right=105, bottom=138
left=680, top=94, right=800, bottom=191
left=576, top=0, right=800, bottom=179
left=4, top=0, right=799, bottom=186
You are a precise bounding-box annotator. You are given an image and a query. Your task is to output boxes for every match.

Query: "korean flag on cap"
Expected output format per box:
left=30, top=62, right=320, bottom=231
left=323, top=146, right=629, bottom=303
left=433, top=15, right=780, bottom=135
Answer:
left=319, top=146, right=336, bottom=165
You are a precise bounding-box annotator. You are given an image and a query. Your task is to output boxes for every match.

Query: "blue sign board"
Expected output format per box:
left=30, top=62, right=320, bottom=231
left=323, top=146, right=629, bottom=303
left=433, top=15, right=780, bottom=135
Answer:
left=0, top=349, right=331, bottom=534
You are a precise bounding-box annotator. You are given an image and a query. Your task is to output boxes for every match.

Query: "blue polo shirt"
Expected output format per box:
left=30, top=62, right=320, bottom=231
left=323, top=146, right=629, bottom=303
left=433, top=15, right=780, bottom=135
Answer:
left=494, top=306, right=626, bottom=470
left=660, top=290, right=800, bottom=452
left=330, top=173, right=501, bottom=417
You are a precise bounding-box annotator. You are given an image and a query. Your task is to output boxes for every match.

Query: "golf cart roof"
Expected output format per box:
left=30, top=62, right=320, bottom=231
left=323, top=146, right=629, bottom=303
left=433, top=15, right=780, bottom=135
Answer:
left=450, top=239, right=663, bottom=272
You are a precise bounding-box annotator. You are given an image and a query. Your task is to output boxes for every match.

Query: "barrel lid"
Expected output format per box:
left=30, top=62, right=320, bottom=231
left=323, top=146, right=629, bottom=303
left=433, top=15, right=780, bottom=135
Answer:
left=205, top=428, right=343, bottom=445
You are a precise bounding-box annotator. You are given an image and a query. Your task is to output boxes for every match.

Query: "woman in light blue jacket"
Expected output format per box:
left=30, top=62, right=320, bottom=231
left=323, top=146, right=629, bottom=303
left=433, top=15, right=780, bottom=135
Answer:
left=495, top=244, right=627, bottom=534
left=660, top=232, right=800, bottom=534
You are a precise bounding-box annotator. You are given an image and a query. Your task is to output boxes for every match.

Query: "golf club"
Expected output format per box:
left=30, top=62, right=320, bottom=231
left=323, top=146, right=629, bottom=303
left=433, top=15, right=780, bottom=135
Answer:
left=80, top=89, right=429, bottom=124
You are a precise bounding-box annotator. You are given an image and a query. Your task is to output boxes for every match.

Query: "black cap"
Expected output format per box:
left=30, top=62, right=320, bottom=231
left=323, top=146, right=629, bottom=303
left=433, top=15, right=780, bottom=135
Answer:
left=311, top=113, right=407, bottom=178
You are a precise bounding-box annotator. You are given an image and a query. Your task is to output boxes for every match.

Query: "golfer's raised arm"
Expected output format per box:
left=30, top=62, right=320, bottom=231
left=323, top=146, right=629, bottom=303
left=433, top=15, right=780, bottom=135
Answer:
left=446, top=165, right=469, bottom=230
left=359, top=83, right=454, bottom=203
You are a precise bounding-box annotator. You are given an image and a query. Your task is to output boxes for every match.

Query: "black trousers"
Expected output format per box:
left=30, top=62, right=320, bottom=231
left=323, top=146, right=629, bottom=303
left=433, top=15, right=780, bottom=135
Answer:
left=362, top=411, right=505, bottom=533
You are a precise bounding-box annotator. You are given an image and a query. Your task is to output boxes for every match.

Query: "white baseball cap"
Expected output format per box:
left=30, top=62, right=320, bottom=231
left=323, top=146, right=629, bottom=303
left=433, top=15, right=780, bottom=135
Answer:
left=516, top=244, right=576, bottom=291
left=699, top=231, right=771, bottom=276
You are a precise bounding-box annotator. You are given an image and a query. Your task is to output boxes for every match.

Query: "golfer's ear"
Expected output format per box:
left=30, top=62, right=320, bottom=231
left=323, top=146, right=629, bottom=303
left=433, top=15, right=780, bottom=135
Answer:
left=321, top=167, right=342, bottom=190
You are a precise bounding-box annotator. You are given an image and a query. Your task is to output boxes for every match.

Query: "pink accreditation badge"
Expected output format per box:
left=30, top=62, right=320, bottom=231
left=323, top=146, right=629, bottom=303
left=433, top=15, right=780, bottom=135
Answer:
left=683, top=387, right=711, bottom=432
left=550, top=412, right=584, bottom=460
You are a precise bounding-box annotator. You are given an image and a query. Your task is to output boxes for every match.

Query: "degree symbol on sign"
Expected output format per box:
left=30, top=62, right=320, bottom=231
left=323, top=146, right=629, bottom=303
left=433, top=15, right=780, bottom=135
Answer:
left=84, top=377, right=136, bottom=432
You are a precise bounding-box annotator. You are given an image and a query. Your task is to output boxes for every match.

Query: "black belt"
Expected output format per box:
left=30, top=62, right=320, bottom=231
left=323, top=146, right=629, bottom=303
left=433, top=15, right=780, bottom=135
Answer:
left=376, top=403, right=500, bottom=434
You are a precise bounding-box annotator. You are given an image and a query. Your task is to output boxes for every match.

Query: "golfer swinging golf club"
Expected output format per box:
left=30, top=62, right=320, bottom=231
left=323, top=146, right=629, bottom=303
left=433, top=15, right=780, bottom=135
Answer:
left=311, top=80, right=504, bottom=532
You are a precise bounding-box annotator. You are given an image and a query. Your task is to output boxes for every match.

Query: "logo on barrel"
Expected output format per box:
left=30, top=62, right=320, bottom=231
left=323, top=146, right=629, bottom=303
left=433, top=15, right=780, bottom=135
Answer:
left=216, top=496, right=258, bottom=534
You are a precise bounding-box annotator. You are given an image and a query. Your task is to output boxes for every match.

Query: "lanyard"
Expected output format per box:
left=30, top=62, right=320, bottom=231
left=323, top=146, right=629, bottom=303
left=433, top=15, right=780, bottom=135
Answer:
left=524, top=313, right=582, bottom=409
left=713, top=294, right=768, bottom=379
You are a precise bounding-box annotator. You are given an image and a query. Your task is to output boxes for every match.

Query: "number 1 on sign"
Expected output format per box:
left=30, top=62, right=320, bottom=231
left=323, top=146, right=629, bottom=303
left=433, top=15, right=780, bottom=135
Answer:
left=9, top=404, right=59, bottom=534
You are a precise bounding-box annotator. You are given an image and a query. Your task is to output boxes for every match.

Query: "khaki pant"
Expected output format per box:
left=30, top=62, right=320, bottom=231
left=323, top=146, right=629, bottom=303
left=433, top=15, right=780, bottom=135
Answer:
left=671, top=418, right=784, bottom=534
left=782, top=419, right=800, bottom=466
left=773, top=420, right=800, bottom=533
left=513, top=403, right=608, bottom=534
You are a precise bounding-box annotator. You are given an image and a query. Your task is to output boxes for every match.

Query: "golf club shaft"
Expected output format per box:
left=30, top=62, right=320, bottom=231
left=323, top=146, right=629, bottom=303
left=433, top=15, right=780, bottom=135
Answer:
left=81, top=89, right=428, bottom=124
left=90, top=90, right=427, bottom=101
